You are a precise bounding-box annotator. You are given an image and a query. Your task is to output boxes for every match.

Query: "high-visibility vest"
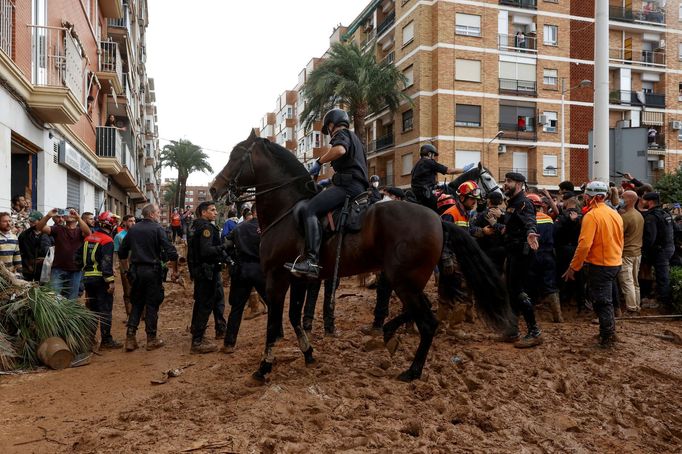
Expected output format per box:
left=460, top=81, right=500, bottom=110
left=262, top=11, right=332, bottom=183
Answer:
left=82, top=231, right=115, bottom=282
left=442, top=202, right=469, bottom=229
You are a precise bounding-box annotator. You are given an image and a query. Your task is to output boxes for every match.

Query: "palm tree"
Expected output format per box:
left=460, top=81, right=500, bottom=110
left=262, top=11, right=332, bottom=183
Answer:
left=299, top=41, right=411, bottom=145
left=162, top=179, right=178, bottom=211
left=160, top=139, right=213, bottom=209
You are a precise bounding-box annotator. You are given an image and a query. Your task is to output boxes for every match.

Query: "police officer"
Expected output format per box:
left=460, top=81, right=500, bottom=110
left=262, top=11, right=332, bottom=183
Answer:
left=500, top=172, right=542, bottom=348
left=470, top=191, right=506, bottom=275
left=222, top=204, right=269, bottom=353
left=77, top=211, right=121, bottom=349
left=641, top=192, right=674, bottom=307
left=368, top=175, right=382, bottom=203
left=410, top=144, right=467, bottom=211
left=119, top=203, right=178, bottom=352
left=188, top=201, right=228, bottom=354
left=285, top=108, right=369, bottom=279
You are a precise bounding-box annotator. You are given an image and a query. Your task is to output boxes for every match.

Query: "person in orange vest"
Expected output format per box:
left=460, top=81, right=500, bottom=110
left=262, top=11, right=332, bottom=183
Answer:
left=527, top=193, right=562, bottom=322
left=170, top=208, right=182, bottom=243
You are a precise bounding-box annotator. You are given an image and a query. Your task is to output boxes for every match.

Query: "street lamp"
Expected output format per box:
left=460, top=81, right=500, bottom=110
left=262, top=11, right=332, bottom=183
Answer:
left=561, top=79, right=591, bottom=181
left=485, top=130, right=504, bottom=166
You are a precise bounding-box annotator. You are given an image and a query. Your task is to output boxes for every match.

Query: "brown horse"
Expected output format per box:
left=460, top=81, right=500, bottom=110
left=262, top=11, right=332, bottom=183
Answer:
left=211, top=130, right=514, bottom=382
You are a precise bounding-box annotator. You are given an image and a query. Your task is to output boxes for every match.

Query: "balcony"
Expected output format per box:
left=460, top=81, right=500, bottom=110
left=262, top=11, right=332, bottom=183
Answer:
left=96, top=126, right=124, bottom=174
left=609, top=5, right=665, bottom=26
left=498, top=122, right=537, bottom=141
left=361, top=29, right=376, bottom=49
left=498, top=33, right=537, bottom=53
left=377, top=11, right=395, bottom=37
left=499, top=167, right=537, bottom=184
left=499, top=0, right=537, bottom=10
left=648, top=133, right=665, bottom=152
left=0, top=0, right=14, bottom=57
left=375, top=132, right=394, bottom=151
left=96, top=41, right=123, bottom=94
left=609, top=90, right=665, bottom=107
left=98, top=0, right=124, bottom=19
left=26, top=25, right=86, bottom=124
left=499, top=78, right=537, bottom=96
left=609, top=48, right=665, bottom=67
left=380, top=51, right=395, bottom=66
left=107, top=3, right=129, bottom=29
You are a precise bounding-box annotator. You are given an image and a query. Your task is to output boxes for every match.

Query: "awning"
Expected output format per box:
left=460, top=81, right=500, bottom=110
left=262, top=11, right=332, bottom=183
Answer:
left=642, top=111, right=664, bottom=126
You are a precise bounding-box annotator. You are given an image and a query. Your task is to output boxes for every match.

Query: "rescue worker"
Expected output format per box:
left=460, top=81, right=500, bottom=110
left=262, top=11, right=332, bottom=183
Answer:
left=470, top=192, right=506, bottom=274
left=554, top=196, right=585, bottom=310
left=119, top=204, right=179, bottom=352
left=410, top=144, right=468, bottom=211
left=641, top=192, right=674, bottom=308
left=500, top=172, right=542, bottom=348
left=188, top=201, right=228, bottom=354
left=77, top=211, right=121, bottom=349
left=368, top=175, right=382, bottom=203
left=285, top=108, right=369, bottom=279
left=563, top=181, right=624, bottom=347
left=527, top=193, right=562, bottom=322
left=222, top=204, right=269, bottom=353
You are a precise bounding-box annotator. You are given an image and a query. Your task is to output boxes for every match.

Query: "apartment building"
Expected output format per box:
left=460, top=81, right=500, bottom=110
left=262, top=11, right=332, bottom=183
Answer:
left=158, top=179, right=210, bottom=224
left=0, top=0, right=161, bottom=216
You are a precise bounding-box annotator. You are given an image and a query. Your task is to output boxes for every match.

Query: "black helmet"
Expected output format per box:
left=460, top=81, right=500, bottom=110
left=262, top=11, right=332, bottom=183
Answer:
left=370, top=175, right=380, bottom=183
left=321, top=108, right=350, bottom=135
left=420, top=144, right=438, bottom=157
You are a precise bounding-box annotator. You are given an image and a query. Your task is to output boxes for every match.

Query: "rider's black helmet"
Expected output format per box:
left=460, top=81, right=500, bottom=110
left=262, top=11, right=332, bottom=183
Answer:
left=420, top=144, right=438, bottom=157
left=370, top=175, right=380, bottom=183
left=321, top=108, right=350, bottom=135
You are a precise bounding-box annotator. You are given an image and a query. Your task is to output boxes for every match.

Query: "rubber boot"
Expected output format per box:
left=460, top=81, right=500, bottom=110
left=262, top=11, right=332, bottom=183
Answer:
left=548, top=292, right=563, bottom=323
left=285, top=216, right=322, bottom=279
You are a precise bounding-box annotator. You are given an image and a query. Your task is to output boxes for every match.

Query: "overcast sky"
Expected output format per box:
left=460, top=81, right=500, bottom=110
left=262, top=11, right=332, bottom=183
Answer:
left=146, top=0, right=370, bottom=185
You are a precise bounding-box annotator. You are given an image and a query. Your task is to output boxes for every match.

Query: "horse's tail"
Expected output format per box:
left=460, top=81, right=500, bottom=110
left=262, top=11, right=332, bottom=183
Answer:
left=442, top=221, right=516, bottom=333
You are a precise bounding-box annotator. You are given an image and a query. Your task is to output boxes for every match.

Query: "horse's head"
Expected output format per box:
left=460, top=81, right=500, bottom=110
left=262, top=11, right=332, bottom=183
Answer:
left=476, top=163, right=505, bottom=200
left=210, top=129, right=261, bottom=202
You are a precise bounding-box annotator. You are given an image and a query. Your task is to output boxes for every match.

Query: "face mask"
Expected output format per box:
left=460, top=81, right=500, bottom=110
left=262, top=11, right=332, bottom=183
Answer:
left=372, top=182, right=379, bottom=188
left=617, top=200, right=626, bottom=210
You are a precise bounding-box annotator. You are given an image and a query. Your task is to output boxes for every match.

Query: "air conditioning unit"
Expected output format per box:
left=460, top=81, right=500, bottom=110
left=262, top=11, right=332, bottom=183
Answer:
left=658, top=159, right=665, bottom=170
left=671, top=121, right=682, bottom=130
left=538, top=115, right=547, bottom=125
left=659, top=39, right=666, bottom=49
left=527, top=23, right=537, bottom=34
left=498, top=144, right=507, bottom=154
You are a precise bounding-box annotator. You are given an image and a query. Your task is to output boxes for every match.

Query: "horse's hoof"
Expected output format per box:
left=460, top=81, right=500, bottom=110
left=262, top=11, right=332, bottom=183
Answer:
left=385, top=336, right=400, bottom=356
left=397, top=369, right=421, bottom=382
left=250, top=371, right=267, bottom=385
left=303, top=347, right=316, bottom=366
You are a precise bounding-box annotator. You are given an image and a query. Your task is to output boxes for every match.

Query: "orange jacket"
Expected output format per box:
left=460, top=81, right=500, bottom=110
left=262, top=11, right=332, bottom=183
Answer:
left=570, top=202, right=624, bottom=271
left=442, top=202, right=469, bottom=229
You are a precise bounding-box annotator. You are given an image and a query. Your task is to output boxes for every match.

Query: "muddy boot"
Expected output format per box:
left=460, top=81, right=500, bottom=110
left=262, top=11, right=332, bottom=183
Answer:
left=360, top=323, right=383, bottom=336
left=191, top=338, right=218, bottom=354
left=548, top=293, right=563, bottom=323
left=124, top=331, right=138, bottom=352
left=101, top=338, right=123, bottom=350
left=220, top=344, right=235, bottom=354
left=515, top=327, right=543, bottom=349
left=285, top=217, right=322, bottom=279
left=145, top=336, right=165, bottom=351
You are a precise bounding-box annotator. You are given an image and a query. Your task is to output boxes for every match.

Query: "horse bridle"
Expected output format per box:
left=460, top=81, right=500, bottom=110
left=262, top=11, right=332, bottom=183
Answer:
left=476, top=167, right=501, bottom=198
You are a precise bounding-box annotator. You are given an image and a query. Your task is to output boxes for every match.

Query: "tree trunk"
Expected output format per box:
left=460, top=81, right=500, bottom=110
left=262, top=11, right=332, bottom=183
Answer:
left=353, top=104, right=368, bottom=147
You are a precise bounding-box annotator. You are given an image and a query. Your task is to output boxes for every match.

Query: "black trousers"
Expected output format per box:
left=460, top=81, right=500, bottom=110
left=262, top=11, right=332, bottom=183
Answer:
left=506, top=247, right=538, bottom=331
left=373, top=272, right=392, bottom=327
left=650, top=249, right=674, bottom=306
left=302, top=278, right=337, bottom=333
left=586, top=264, right=620, bottom=339
left=127, top=265, right=164, bottom=337
left=305, top=182, right=365, bottom=218
left=84, top=279, right=114, bottom=342
left=224, top=263, right=266, bottom=346
left=528, top=249, right=558, bottom=298
left=557, top=244, right=585, bottom=307
left=190, top=270, right=226, bottom=343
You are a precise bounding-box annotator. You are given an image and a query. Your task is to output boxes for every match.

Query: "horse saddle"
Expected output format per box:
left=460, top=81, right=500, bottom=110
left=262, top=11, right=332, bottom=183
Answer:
left=293, top=191, right=372, bottom=235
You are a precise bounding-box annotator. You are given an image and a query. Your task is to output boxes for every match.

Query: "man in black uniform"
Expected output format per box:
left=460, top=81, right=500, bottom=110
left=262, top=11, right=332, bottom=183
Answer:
left=368, top=175, right=382, bottom=203
left=500, top=172, right=542, bottom=348
left=221, top=204, right=269, bottom=353
left=410, top=144, right=466, bottom=211
left=188, top=201, right=227, bottom=354
left=119, top=203, right=178, bottom=352
left=285, top=108, right=369, bottom=279
left=470, top=191, right=506, bottom=274
left=641, top=192, right=674, bottom=307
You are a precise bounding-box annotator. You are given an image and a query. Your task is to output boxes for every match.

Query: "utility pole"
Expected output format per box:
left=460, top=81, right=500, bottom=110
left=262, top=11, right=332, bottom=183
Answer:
left=592, top=0, right=610, bottom=182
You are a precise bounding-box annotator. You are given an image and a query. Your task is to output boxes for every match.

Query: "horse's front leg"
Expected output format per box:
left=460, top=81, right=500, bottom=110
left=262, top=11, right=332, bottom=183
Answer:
left=252, top=270, right=289, bottom=383
left=289, top=278, right=315, bottom=365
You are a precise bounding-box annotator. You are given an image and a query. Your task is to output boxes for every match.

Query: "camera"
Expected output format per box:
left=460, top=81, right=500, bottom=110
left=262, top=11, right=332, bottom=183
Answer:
left=57, top=208, right=69, bottom=216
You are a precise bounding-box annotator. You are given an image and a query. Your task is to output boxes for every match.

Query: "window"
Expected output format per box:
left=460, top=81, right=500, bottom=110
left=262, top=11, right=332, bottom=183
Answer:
left=402, top=109, right=414, bottom=132
left=455, top=150, right=481, bottom=169
left=543, top=25, right=558, bottom=46
left=543, top=69, right=558, bottom=86
left=542, top=111, right=558, bottom=133
left=314, top=132, right=321, bottom=148
left=401, top=153, right=413, bottom=175
left=679, top=43, right=682, bottom=61
left=455, top=104, right=481, bottom=127
left=455, top=59, right=481, bottom=82
left=187, top=191, right=193, bottom=195
left=455, top=13, right=481, bottom=37
left=543, top=155, right=558, bottom=176
left=402, top=21, right=414, bottom=46
left=403, top=65, right=414, bottom=87
left=386, top=159, right=394, bottom=186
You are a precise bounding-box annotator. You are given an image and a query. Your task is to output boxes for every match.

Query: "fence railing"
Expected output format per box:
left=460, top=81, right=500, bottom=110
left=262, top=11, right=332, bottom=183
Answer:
left=375, top=132, right=394, bottom=151
left=499, top=0, right=537, bottom=9
left=0, top=0, right=14, bottom=57
left=499, top=78, right=537, bottom=95
left=99, top=41, right=123, bottom=80
left=609, top=90, right=665, bottom=107
left=609, top=48, right=666, bottom=66
left=499, top=167, right=537, bottom=184
left=107, top=3, right=128, bottom=28
left=28, top=25, right=84, bottom=99
left=377, top=11, right=395, bottom=37
left=96, top=126, right=123, bottom=160
left=609, top=5, right=665, bottom=25
left=361, top=29, right=376, bottom=48
left=381, top=51, right=395, bottom=66
left=498, top=33, right=537, bottom=53
left=498, top=122, right=537, bottom=141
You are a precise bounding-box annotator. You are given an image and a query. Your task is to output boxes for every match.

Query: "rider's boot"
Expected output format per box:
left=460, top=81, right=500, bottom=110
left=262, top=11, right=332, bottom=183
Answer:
left=285, top=216, right=322, bottom=279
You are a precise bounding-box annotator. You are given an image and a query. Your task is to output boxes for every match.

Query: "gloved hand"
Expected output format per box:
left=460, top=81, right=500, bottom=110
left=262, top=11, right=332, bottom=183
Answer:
left=318, top=178, right=331, bottom=188
left=463, top=162, right=476, bottom=172
left=309, top=159, right=321, bottom=177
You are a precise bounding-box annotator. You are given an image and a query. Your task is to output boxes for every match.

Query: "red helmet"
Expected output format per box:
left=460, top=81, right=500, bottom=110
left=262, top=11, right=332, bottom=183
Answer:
left=437, top=193, right=456, bottom=210
left=97, top=211, right=116, bottom=229
left=457, top=180, right=481, bottom=199
left=527, top=193, right=543, bottom=206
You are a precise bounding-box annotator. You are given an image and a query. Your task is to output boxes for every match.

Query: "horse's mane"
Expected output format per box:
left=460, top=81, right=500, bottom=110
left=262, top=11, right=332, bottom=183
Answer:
left=449, top=166, right=481, bottom=190
left=259, top=138, right=309, bottom=178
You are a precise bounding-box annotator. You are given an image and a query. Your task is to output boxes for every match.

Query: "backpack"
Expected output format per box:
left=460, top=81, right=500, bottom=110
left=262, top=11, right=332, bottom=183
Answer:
left=171, top=213, right=181, bottom=227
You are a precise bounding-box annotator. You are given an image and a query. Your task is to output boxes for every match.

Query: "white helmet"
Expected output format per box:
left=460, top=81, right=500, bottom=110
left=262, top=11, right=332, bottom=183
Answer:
left=584, top=180, right=608, bottom=197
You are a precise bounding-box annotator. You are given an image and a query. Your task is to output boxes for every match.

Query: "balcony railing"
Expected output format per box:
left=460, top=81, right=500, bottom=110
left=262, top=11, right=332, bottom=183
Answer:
left=498, top=122, right=537, bottom=141
left=0, top=0, right=14, bottom=57
left=96, top=126, right=123, bottom=160
left=648, top=134, right=665, bottom=151
left=609, top=5, right=665, bottom=26
left=499, top=167, right=537, bottom=184
left=609, top=90, right=665, bottom=107
left=609, top=48, right=665, bottom=67
left=28, top=25, right=84, bottom=97
left=498, top=33, right=537, bottom=53
left=108, top=3, right=128, bottom=29
left=499, top=78, right=537, bottom=95
left=375, top=132, right=394, bottom=151
left=377, top=11, right=395, bottom=37
left=381, top=51, right=395, bottom=66
left=361, top=29, right=376, bottom=48
left=99, top=40, right=123, bottom=78
left=499, top=0, right=537, bottom=9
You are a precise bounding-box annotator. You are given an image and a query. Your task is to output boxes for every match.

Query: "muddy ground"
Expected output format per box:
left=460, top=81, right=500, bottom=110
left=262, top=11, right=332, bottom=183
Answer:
left=1, top=269, right=681, bottom=454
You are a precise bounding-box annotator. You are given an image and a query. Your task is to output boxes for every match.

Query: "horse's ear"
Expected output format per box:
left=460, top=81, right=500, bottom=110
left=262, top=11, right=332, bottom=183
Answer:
left=478, top=162, right=482, bottom=170
left=249, top=128, right=259, bottom=140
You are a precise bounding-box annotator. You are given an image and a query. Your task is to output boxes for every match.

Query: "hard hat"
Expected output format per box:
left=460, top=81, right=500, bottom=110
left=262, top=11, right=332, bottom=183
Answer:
left=457, top=180, right=481, bottom=199
left=420, top=144, right=438, bottom=157
left=584, top=180, right=608, bottom=197
left=97, top=211, right=116, bottom=229
left=527, top=193, right=543, bottom=206
left=437, top=193, right=456, bottom=210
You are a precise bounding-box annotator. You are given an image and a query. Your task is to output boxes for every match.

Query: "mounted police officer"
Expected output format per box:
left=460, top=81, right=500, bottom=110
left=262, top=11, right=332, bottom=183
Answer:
left=641, top=192, right=674, bottom=308
left=119, top=203, right=178, bottom=352
left=188, top=201, right=228, bottom=354
left=285, top=108, right=369, bottom=279
left=500, top=172, right=542, bottom=348
left=410, top=144, right=467, bottom=211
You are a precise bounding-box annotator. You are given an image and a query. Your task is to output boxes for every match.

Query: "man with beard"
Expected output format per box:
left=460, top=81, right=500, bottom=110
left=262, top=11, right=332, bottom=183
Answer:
left=18, top=211, right=51, bottom=282
left=500, top=172, right=542, bottom=348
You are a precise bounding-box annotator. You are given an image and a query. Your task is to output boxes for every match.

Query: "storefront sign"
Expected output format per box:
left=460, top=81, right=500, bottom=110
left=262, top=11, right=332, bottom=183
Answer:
left=58, top=141, right=109, bottom=189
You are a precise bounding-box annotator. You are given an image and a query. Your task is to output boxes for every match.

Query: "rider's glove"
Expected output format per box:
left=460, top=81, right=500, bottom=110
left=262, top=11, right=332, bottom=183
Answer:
left=309, top=159, right=322, bottom=177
